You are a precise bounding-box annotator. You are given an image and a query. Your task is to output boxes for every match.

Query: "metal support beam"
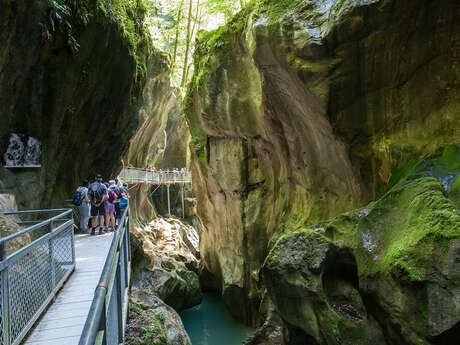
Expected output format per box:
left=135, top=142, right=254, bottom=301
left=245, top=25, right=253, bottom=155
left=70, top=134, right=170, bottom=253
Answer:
left=181, top=183, right=185, bottom=219
left=167, top=184, right=171, bottom=217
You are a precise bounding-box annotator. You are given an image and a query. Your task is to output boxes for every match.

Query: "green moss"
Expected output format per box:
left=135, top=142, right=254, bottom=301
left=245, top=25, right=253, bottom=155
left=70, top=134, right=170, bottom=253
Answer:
left=44, top=0, right=150, bottom=83
left=255, top=0, right=305, bottom=25
left=328, top=177, right=460, bottom=281
left=126, top=303, right=172, bottom=345
left=449, top=174, right=460, bottom=206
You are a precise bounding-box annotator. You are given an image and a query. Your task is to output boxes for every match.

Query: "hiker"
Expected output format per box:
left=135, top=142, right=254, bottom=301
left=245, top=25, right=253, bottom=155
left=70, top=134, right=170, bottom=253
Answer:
left=111, top=179, right=123, bottom=227
left=75, top=179, right=90, bottom=233
left=119, top=183, right=129, bottom=219
left=104, top=182, right=117, bottom=231
left=88, top=174, right=108, bottom=235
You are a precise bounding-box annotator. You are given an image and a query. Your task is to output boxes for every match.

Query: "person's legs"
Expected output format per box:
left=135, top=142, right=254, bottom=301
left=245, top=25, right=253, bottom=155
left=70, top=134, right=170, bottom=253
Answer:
left=105, top=212, right=110, bottom=230
left=90, top=204, right=98, bottom=235
left=110, top=212, right=116, bottom=229
left=114, top=203, right=121, bottom=225
left=99, top=214, right=105, bottom=234
left=79, top=202, right=90, bottom=233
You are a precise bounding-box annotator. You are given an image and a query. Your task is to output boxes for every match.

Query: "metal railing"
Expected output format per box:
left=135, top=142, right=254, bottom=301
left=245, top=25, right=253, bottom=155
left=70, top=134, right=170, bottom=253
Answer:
left=118, top=168, right=192, bottom=184
left=78, top=207, right=131, bottom=345
left=0, top=209, right=75, bottom=345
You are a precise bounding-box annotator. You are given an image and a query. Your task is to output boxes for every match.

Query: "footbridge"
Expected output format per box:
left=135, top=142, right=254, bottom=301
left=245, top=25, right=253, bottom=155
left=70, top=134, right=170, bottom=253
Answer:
left=118, top=168, right=192, bottom=218
left=0, top=207, right=131, bottom=345
left=118, top=168, right=191, bottom=185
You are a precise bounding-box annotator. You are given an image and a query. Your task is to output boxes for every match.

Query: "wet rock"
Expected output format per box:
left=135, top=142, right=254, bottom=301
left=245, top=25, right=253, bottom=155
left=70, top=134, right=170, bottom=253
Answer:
left=131, top=217, right=202, bottom=311
left=264, top=152, right=460, bottom=344
left=0, top=213, right=30, bottom=255
left=243, top=310, right=286, bottom=345
left=127, top=296, right=191, bottom=345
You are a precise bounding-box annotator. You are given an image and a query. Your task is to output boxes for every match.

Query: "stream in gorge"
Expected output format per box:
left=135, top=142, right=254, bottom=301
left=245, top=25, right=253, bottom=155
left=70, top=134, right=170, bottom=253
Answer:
left=180, top=292, right=255, bottom=345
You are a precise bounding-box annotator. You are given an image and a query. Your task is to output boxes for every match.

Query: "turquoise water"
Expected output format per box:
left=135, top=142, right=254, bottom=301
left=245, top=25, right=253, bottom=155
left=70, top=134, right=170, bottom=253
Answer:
left=180, top=292, right=254, bottom=345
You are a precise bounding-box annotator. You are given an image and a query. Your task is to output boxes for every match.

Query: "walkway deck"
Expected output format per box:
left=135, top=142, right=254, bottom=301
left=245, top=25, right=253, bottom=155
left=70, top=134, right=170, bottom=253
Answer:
left=24, top=232, right=114, bottom=345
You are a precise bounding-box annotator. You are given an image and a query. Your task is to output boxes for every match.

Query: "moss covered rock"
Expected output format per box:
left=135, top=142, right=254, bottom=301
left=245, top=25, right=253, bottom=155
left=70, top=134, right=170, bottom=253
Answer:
left=185, top=0, right=460, bottom=327
left=263, top=149, right=460, bottom=344
left=126, top=299, right=191, bottom=345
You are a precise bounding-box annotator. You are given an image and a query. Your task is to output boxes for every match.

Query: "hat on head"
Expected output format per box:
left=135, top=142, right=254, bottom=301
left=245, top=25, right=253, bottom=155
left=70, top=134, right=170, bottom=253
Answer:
left=95, top=174, right=103, bottom=181
left=104, top=182, right=109, bottom=188
left=109, top=180, right=115, bottom=185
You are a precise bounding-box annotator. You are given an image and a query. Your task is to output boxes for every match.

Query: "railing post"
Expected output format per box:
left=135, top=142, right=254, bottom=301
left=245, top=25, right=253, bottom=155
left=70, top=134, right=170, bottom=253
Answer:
left=71, top=221, right=76, bottom=265
left=49, top=237, right=56, bottom=290
left=1, top=242, right=10, bottom=345
left=100, top=299, right=108, bottom=345
left=116, top=261, right=123, bottom=343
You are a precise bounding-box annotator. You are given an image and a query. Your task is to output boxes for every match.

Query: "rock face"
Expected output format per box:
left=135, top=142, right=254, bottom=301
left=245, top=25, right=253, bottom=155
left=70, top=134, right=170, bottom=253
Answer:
left=0, top=0, right=164, bottom=209
left=127, top=297, right=191, bottom=345
left=0, top=213, right=31, bottom=256
left=264, top=146, right=460, bottom=345
left=131, top=217, right=202, bottom=312
left=185, top=0, right=460, bottom=327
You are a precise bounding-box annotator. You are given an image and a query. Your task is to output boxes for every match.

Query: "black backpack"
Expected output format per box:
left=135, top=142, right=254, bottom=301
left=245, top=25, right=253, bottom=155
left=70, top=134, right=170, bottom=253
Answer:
left=88, top=182, right=105, bottom=203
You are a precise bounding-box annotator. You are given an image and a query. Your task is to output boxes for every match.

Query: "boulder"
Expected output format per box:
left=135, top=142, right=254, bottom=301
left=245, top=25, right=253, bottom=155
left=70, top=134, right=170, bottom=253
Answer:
left=131, top=217, right=202, bottom=311
left=127, top=296, right=191, bottom=345
left=263, top=148, right=460, bottom=344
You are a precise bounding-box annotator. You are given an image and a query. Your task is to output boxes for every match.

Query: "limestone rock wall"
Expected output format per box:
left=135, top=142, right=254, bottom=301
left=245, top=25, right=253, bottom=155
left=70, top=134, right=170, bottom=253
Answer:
left=0, top=0, right=156, bottom=209
left=185, top=0, right=460, bottom=327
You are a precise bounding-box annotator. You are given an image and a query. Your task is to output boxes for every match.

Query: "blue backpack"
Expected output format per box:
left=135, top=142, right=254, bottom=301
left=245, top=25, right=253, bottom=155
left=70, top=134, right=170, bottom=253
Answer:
left=120, top=196, right=128, bottom=209
left=72, top=190, right=83, bottom=206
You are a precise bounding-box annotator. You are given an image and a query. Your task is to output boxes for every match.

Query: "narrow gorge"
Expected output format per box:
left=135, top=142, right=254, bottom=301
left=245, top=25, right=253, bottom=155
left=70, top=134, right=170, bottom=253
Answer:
left=1, top=0, right=459, bottom=345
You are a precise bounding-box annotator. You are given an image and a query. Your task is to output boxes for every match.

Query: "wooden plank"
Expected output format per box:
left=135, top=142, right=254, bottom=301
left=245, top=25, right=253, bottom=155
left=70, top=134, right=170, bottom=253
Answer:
left=23, top=232, right=114, bottom=345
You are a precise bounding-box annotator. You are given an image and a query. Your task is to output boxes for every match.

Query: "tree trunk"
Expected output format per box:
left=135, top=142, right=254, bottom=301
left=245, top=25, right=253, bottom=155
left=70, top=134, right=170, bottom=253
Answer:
left=171, top=0, right=185, bottom=75
left=181, top=0, right=194, bottom=87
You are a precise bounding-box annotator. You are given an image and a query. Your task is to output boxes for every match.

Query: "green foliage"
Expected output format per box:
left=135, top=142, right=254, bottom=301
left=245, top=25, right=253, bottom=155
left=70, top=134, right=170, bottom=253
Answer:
left=95, top=0, right=150, bottom=81
left=42, top=0, right=83, bottom=52
left=205, top=0, right=245, bottom=20
left=40, top=0, right=150, bottom=81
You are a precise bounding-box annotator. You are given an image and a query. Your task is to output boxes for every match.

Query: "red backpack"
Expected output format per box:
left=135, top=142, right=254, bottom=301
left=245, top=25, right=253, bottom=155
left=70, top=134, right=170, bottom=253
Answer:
left=108, top=189, right=117, bottom=203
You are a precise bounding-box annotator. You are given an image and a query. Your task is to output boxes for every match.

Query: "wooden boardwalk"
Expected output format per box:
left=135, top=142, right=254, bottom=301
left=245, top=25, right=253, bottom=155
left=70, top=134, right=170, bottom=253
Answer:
left=24, top=232, right=114, bottom=345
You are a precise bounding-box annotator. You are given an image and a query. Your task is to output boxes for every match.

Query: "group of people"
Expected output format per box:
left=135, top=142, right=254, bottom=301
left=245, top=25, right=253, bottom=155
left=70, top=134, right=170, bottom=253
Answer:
left=140, top=166, right=188, bottom=174
left=74, top=174, right=129, bottom=236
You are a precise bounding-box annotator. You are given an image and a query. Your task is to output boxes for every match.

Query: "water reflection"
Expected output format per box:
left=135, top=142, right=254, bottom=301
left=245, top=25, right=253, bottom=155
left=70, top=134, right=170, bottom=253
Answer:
left=180, top=292, right=254, bottom=345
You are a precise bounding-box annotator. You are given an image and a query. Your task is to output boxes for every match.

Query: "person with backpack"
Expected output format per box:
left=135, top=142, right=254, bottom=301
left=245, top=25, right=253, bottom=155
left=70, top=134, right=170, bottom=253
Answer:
left=74, top=180, right=90, bottom=233
left=88, top=174, right=108, bottom=235
left=105, top=182, right=117, bottom=231
left=119, top=183, right=129, bottom=219
left=110, top=179, right=123, bottom=228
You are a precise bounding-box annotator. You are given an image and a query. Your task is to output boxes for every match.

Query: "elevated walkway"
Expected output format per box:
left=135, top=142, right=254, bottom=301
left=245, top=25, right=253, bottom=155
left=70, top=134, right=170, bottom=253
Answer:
left=0, top=207, right=131, bottom=345
left=118, top=168, right=191, bottom=185
left=24, top=233, right=113, bottom=345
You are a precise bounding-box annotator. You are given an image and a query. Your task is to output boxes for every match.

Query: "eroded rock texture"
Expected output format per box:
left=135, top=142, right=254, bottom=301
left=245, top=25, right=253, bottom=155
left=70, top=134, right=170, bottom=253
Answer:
left=131, top=217, right=202, bottom=312
left=0, top=0, right=172, bottom=209
left=264, top=146, right=460, bottom=345
left=185, top=0, right=460, bottom=335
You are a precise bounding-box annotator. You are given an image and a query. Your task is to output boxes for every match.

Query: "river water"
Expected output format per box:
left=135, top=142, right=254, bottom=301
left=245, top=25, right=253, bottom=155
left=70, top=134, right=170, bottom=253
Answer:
left=180, top=292, right=254, bottom=345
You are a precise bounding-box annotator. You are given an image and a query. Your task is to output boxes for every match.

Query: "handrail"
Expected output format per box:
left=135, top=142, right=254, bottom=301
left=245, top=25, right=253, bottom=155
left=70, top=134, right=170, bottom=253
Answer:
left=118, top=168, right=192, bottom=184
left=0, top=209, right=72, bottom=244
left=78, top=206, right=131, bottom=345
left=0, top=209, right=75, bottom=345
left=0, top=208, right=69, bottom=215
